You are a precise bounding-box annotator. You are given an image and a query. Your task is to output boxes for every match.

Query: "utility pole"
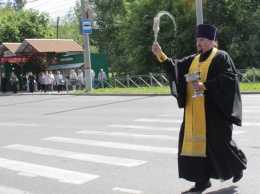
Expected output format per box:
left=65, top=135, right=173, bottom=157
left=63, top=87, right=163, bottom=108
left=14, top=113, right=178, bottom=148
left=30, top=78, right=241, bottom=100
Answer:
left=81, top=0, right=92, bottom=91
left=195, top=0, right=203, bottom=25
left=56, top=17, right=59, bottom=39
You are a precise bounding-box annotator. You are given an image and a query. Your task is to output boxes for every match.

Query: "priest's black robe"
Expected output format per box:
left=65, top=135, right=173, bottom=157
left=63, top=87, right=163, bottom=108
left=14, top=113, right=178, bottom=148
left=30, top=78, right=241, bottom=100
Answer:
left=161, top=48, right=247, bottom=182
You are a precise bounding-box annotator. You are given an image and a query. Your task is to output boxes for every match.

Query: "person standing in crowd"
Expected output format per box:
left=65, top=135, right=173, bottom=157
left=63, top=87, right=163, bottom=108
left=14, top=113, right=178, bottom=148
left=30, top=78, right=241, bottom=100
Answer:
left=10, top=72, right=18, bottom=93
left=34, top=74, right=38, bottom=92
left=77, top=69, right=84, bottom=90
left=69, top=69, right=77, bottom=91
left=43, top=70, right=52, bottom=93
left=49, top=71, right=55, bottom=91
left=28, top=72, right=36, bottom=93
left=20, top=74, right=27, bottom=91
left=1, top=73, right=7, bottom=94
left=26, top=72, right=29, bottom=92
left=38, top=72, right=45, bottom=92
left=20, top=73, right=29, bottom=91
left=98, top=68, right=107, bottom=88
left=55, top=71, right=64, bottom=93
left=151, top=24, right=247, bottom=193
left=90, top=68, right=95, bottom=87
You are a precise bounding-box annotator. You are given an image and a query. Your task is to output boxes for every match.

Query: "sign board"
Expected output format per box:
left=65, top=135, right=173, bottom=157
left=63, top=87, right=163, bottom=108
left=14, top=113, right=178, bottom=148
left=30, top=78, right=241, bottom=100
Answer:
left=82, top=19, right=92, bottom=34
left=4, top=51, right=15, bottom=57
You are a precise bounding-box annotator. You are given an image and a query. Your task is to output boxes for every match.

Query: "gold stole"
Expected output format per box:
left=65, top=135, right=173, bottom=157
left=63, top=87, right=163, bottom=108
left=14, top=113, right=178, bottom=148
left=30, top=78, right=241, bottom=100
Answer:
left=181, top=48, right=218, bottom=157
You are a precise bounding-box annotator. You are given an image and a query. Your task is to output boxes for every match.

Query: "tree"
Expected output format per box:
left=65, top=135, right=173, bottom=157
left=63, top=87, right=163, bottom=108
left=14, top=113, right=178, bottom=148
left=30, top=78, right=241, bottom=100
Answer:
left=13, top=0, right=26, bottom=10
left=0, top=7, right=55, bottom=43
left=37, top=0, right=260, bottom=75
left=100, top=0, right=196, bottom=75
left=204, top=0, right=260, bottom=68
left=57, top=0, right=98, bottom=53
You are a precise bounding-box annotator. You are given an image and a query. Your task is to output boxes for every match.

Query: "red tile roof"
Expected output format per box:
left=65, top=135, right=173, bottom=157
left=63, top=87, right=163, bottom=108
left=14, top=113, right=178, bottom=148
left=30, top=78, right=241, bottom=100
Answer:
left=16, top=39, right=84, bottom=53
left=0, top=43, right=21, bottom=56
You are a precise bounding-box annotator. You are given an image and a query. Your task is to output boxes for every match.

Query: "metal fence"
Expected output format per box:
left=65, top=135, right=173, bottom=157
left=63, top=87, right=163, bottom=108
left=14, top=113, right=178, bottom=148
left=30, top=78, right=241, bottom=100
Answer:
left=63, top=68, right=259, bottom=91
left=93, top=68, right=260, bottom=89
left=96, top=73, right=169, bottom=89
left=237, top=68, right=260, bottom=83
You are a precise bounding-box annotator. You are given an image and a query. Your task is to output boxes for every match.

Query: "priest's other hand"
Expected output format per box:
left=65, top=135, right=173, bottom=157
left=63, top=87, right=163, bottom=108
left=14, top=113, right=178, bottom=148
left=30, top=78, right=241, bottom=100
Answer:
left=192, top=81, right=205, bottom=91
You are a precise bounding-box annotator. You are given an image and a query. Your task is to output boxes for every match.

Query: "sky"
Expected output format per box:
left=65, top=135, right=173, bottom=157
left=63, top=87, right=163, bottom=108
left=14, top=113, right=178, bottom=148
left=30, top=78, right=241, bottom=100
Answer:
left=24, top=0, right=78, bottom=20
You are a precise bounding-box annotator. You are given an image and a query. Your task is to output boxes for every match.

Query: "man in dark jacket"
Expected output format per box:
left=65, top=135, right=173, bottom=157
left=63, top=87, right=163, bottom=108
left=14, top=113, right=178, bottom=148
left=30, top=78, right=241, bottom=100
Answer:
left=152, top=24, right=247, bottom=193
left=1, top=73, right=7, bottom=93
left=28, top=72, right=36, bottom=93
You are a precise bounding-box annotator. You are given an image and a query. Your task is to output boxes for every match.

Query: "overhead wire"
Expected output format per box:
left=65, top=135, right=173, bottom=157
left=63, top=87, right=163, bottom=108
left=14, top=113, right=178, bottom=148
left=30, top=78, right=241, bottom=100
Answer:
left=25, top=0, right=78, bottom=18
left=27, top=0, right=75, bottom=9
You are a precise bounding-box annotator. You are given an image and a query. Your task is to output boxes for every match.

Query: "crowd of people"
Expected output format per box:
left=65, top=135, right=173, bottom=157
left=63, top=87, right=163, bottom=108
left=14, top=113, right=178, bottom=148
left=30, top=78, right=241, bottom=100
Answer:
left=1, top=68, right=105, bottom=94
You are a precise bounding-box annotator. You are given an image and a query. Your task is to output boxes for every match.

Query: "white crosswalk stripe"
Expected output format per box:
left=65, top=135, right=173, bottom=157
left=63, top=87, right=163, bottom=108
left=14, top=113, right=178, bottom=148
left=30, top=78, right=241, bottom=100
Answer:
left=77, top=130, right=178, bottom=140
left=112, top=187, right=143, bottom=193
left=0, top=123, right=38, bottom=127
left=0, top=185, right=35, bottom=194
left=107, top=124, right=179, bottom=131
left=243, top=122, right=260, bottom=127
left=243, top=110, right=259, bottom=113
left=3, top=144, right=146, bottom=167
left=135, top=118, right=182, bottom=123
left=0, top=158, right=99, bottom=185
left=233, top=131, right=246, bottom=135
left=43, top=137, right=178, bottom=154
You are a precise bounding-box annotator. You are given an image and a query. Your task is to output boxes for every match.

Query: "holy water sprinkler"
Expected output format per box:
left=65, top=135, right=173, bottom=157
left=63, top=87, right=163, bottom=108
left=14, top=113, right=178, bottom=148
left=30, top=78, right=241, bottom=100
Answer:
left=153, top=11, right=177, bottom=42
left=153, top=17, right=160, bottom=42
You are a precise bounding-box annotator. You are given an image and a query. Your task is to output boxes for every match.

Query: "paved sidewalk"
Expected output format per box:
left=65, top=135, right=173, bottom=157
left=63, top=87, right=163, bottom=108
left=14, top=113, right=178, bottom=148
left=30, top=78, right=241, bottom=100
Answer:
left=0, top=90, right=259, bottom=96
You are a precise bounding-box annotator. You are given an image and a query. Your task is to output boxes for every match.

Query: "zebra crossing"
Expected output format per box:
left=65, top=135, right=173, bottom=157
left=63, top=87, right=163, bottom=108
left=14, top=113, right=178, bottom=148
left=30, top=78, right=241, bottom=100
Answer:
left=0, top=185, right=35, bottom=194
left=0, top=112, right=249, bottom=194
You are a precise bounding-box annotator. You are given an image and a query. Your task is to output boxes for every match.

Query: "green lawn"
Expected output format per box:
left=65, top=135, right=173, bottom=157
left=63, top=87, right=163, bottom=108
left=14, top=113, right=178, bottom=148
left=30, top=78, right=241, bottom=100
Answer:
left=239, top=83, right=260, bottom=91
left=76, top=83, right=260, bottom=94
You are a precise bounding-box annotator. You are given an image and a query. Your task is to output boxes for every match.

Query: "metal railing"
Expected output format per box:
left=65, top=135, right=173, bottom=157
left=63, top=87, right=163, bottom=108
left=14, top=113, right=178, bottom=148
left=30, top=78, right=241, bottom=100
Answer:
left=63, top=68, right=260, bottom=91
left=237, top=68, right=260, bottom=83
left=93, top=68, right=260, bottom=88
left=93, top=73, right=170, bottom=89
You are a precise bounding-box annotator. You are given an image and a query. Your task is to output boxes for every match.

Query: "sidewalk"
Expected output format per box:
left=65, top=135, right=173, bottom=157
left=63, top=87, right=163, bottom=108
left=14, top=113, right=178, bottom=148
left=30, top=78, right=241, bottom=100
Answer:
left=0, top=91, right=77, bottom=96
left=0, top=90, right=259, bottom=96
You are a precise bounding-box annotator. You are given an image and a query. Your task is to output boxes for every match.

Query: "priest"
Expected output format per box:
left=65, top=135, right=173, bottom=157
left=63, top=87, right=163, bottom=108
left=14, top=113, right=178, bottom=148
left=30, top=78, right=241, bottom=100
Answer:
left=152, top=24, right=247, bottom=193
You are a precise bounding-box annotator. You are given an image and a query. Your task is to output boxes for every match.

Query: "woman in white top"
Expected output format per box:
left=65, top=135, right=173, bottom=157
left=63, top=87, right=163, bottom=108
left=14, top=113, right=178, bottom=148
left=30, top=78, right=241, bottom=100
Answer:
left=49, top=71, right=55, bottom=91
left=69, top=69, right=77, bottom=91
left=43, top=70, right=52, bottom=92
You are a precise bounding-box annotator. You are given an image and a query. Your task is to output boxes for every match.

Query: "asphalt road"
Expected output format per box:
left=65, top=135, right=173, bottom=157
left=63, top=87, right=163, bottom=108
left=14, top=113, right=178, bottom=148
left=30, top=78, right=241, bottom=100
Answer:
left=0, top=93, right=259, bottom=194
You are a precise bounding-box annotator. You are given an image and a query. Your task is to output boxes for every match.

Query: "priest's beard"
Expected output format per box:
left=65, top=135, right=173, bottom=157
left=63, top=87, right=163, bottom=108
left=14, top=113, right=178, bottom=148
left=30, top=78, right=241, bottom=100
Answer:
left=197, top=47, right=203, bottom=54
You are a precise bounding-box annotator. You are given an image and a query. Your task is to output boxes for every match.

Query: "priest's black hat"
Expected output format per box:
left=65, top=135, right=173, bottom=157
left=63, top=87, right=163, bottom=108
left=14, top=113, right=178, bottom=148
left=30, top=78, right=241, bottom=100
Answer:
left=196, top=24, right=217, bottom=41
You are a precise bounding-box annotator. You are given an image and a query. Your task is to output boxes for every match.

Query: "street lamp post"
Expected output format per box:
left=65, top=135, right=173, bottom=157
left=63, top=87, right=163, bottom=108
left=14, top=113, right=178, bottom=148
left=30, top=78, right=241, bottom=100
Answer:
left=81, top=0, right=92, bottom=91
left=195, top=0, right=203, bottom=25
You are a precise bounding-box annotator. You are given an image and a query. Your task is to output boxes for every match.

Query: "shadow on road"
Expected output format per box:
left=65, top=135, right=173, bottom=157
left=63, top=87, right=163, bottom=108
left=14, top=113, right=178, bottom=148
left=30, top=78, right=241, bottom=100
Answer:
left=206, top=186, right=238, bottom=194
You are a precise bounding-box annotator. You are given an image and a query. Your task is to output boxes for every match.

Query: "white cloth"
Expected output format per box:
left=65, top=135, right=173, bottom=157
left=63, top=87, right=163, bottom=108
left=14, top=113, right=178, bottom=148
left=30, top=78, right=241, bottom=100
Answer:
left=43, top=74, right=52, bottom=85
left=69, top=72, right=77, bottom=80
left=78, top=73, right=84, bottom=82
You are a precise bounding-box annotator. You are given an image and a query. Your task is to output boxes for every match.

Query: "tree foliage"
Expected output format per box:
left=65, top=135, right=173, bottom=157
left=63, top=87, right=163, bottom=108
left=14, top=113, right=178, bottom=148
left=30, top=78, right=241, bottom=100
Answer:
left=204, top=0, right=260, bottom=69
left=0, top=7, right=54, bottom=43
left=57, top=0, right=99, bottom=53
left=1, top=0, right=259, bottom=75
left=87, top=0, right=260, bottom=75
